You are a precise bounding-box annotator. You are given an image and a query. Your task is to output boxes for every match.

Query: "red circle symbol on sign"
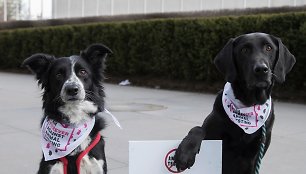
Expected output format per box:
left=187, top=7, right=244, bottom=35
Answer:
left=164, top=148, right=185, bottom=173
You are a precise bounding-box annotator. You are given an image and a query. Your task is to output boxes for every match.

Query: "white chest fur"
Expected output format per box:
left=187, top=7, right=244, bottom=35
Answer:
left=49, top=155, right=105, bottom=174
left=59, top=100, right=98, bottom=125
left=49, top=100, right=104, bottom=173
left=80, top=155, right=105, bottom=174
left=49, top=135, right=104, bottom=174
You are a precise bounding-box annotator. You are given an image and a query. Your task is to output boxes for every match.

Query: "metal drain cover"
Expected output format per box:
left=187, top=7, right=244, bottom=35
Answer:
left=108, top=103, right=166, bottom=112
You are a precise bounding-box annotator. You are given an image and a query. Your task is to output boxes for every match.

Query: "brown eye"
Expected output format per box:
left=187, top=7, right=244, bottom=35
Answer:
left=78, top=69, right=87, bottom=76
left=241, top=48, right=248, bottom=53
left=266, top=45, right=272, bottom=51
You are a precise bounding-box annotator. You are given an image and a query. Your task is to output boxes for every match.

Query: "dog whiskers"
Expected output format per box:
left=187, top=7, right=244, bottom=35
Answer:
left=271, top=72, right=278, bottom=79
left=85, top=91, right=99, bottom=101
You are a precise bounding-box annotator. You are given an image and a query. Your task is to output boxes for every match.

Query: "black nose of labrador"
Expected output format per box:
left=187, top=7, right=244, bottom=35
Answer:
left=253, top=64, right=269, bottom=75
left=65, top=84, right=79, bottom=96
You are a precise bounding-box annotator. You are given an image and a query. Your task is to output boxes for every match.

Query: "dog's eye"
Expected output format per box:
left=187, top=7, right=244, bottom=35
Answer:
left=78, top=69, right=88, bottom=77
left=241, top=48, right=248, bottom=53
left=56, top=73, right=62, bottom=79
left=265, top=45, right=272, bottom=51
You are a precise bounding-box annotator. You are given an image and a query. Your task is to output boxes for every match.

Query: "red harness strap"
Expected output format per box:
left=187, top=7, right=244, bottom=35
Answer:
left=59, top=134, right=101, bottom=174
left=59, top=157, right=68, bottom=174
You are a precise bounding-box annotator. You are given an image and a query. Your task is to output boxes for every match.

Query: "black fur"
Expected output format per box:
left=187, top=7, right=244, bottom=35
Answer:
left=22, top=43, right=112, bottom=174
left=174, top=33, right=296, bottom=174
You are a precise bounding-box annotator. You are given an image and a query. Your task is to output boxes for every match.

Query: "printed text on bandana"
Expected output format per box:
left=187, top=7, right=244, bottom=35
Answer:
left=227, top=102, right=258, bottom=127
left=222, top=82, right=271, bottom=134
left=41, top=117, right=95, bottom=161
left=43, top=120, right=71, bottom=150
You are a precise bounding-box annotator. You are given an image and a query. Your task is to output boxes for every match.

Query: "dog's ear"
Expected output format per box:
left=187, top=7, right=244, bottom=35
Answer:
left=22, top=53, right=55, bottom=85
left=271, top=36, right=296, bottom=83
left=214, top=38, right=236, bottom=83
left=81, top=43, right=112, bottom=67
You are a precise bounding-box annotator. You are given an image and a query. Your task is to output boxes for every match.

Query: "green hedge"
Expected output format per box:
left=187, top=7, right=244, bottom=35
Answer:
left=0, top=12, right=306, bottom=101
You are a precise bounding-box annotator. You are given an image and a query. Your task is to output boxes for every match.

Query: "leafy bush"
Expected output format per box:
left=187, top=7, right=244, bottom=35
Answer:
left=0, top=12, right=305, bottom=101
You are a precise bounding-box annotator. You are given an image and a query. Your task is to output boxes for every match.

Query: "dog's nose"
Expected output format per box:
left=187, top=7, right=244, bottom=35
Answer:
left=253, top=64, right=269, bottom=75
left=65, top=85, right=79, bottom=96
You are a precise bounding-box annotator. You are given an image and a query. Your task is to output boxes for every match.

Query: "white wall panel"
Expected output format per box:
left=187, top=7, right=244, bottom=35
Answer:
left=146, top=0, right=163, bottom=13
left=246, top=0, right=269, bottom=8
left=70, top=0, right=82, bottom=17
left=113, top=0, right=129, bottom=15
left=223, top=0, right=244, bottom=9
left=202, top=0, right=223, bottom=10
left=55, top=0, right=69, bottom=18
left=51, top=0, right=306, bottom=19
left=99, top=0, right=112, bottom=15
left=84, top=0, right=97, bottom=16
left=271, top=0, right=295, bottom=7
left=164, top=0, right=181, bottom=12
left=182, top=0, right=201, bottom=11
left=130, top=0, right=145, bottom=14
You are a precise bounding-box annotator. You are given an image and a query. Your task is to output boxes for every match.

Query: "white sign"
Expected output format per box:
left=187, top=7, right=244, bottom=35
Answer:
left=129, top=140, right=222, bottom=174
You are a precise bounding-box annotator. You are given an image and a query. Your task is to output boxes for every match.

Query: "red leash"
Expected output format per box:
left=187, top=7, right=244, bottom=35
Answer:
left=59, top=134, right=101, bottom=174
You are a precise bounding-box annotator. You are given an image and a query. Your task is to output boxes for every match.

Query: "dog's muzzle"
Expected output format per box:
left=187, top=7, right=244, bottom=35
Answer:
left=65, top=84, right=79, bottom=97
left=252, top=63, right=272, bottom=88
left=253, top=63, right=269, bottom=75
left=245, top=63, right=272, bottom=89
left=61, top=82, right=85, bottom=102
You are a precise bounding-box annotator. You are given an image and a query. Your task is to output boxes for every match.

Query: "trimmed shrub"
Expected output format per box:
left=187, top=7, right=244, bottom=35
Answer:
left=0, top=12, right=305, bottom=101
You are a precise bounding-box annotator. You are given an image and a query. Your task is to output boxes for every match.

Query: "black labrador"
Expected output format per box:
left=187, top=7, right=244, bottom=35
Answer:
left=174, top=33, right=296, bottom=174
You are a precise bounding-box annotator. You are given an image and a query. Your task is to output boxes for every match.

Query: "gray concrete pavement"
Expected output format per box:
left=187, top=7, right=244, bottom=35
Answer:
left=0, top=72, right=305, bottom=173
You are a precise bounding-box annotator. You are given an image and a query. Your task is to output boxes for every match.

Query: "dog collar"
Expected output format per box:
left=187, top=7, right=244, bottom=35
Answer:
left=41, top=116, right=95, bottom=161
left=222, top=82, right=272, bottom=134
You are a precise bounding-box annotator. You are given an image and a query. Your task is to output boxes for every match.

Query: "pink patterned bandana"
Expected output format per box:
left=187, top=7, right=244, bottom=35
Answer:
left=41, top=117, right=95, bottom=161
left=222, top=82, right=271, bottom=134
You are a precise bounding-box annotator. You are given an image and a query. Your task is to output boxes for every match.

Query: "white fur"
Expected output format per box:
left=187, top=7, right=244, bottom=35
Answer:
left=60, top=56, right=86, bottom=103
left=49, top=162, right=64, bottom=174
left=59, top=100, right=98, bottom=124
left=48, top=151, right=105, bottom=174
left=80, top=155, right=105, bottom=174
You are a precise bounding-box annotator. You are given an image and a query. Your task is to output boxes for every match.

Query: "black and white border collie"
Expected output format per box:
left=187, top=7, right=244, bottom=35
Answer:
left=22, top=44, right=112, bottom=174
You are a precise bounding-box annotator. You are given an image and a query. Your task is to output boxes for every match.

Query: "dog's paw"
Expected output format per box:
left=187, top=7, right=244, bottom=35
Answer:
left=174, top=136, right=201, bottom=171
